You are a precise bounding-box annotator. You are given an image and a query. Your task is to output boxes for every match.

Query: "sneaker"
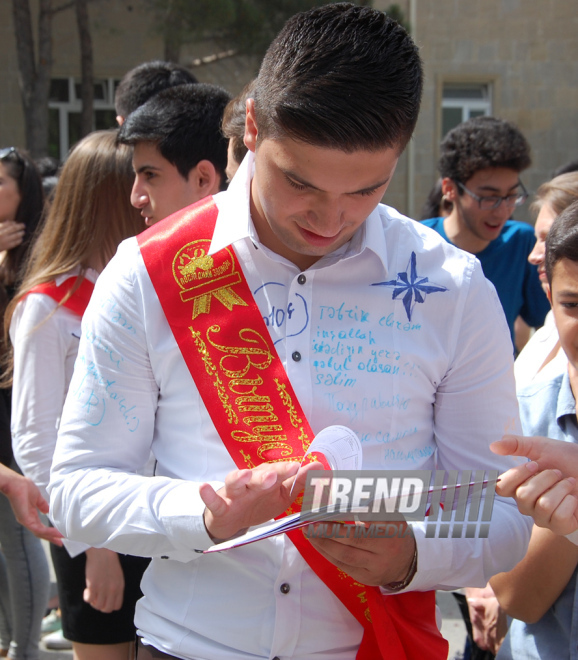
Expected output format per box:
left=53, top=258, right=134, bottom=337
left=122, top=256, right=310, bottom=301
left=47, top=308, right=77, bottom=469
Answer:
left=43, top=628, right=72, bottom=650
left=41, top=609, right=61, bottom=634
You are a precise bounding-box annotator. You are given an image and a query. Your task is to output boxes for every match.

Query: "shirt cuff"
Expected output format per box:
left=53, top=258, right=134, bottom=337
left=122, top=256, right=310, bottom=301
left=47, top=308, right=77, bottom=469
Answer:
left=381, top=523, right=454, bottom=593
left=157, top=480, right=224, bottom=561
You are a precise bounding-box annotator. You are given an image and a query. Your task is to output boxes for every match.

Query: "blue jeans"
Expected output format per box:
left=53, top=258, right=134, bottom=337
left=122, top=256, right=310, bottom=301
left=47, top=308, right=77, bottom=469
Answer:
left=0, top=463, right=50, bottom=659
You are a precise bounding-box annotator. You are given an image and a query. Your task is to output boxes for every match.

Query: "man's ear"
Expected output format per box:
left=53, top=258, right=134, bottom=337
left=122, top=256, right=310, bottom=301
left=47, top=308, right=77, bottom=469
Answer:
left=244, top=98, right=258, bottom=154
left=441, top=177, right=459, bottom=202
left=190, top=160, right=221, bottom=196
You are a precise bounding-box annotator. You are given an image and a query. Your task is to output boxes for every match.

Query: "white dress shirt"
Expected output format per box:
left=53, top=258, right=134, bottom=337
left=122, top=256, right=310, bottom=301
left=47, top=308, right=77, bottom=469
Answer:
left=49, top=154, right=531, bottom=660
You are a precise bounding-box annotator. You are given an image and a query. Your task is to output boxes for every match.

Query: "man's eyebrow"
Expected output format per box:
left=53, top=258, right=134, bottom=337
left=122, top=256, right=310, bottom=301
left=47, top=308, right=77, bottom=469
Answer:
left=556, top=289, right=578, bottom=298
left=282, top=168, right=390, bottom=194
left=476, top=182, right=521, bottom=194
left=134, top=164, right=162, bottom=174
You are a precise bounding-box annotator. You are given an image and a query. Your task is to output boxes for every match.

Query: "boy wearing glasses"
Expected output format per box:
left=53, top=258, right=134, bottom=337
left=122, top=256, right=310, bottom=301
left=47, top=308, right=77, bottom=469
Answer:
left=422, top=116, right=549, bottom=348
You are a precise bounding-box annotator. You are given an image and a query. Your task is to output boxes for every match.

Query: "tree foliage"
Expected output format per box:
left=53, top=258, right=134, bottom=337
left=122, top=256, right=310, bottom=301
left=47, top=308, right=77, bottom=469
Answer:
left=145, top=0, right=395, bottom=64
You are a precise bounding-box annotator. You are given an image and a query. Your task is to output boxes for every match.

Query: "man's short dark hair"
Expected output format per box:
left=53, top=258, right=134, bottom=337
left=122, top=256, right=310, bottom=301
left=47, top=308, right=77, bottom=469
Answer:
left=222, top=80, right=255, bottom=168
left=115, top=60, right=198, bottom=119
left=546, top=199, right=578, bottom=285
left=438, top=116, right=531, bottom=185
left=117, top=83, right=232, bottom=187
left=253, top=3, right=423, bottom=153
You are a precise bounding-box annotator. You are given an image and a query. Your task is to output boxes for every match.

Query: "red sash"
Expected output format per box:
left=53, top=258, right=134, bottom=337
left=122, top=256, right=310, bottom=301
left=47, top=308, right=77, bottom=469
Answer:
left=138, top=197, right=448, bottom=660
left=28, top=277, right=95, bottom=317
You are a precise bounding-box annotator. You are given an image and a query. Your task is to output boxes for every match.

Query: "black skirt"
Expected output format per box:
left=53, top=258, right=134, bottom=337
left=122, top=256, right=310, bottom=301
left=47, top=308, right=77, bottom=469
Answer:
left=50, top=543, right=150, bottom=645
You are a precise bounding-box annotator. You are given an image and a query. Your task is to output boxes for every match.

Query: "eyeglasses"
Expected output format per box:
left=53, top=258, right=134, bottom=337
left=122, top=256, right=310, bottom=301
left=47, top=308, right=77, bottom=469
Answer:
left=0, top=147, right=21, bottom=162
left=456, top=180, right=528, bottom=210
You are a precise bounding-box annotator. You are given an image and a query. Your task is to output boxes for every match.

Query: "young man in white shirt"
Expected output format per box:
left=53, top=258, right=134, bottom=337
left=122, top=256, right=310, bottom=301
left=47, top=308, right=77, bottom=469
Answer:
left=49, top=4, right=531, bottom=659
left=117, top=83, right=231, bottom=226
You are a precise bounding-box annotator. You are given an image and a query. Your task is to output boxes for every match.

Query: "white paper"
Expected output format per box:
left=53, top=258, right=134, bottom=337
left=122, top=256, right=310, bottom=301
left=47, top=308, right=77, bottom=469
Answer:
left=304, top=425, right=363, bottom=471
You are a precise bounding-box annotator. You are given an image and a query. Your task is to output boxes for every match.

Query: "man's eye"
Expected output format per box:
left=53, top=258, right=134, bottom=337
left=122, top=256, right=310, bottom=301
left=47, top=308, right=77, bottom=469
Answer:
left=561, top=302, right=578, bottom=309
left=286, top=178, right=307, bottom=191
left=357, top=188, right=379, bottom=197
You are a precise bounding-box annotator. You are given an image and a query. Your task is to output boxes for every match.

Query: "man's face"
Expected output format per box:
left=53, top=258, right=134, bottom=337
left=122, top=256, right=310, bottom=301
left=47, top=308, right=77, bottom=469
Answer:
left=549, top=257, right=578, bottom=370
left=529, top=202, right=557, bottom=293
left=247, top=130, right=399, bottom=271
left=454, top=167, right=522, bottom=247
left=131, top=142, right=202, bottom=226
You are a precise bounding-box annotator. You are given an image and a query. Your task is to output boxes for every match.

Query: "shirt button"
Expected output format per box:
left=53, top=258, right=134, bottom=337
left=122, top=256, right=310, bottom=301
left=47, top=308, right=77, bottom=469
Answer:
left=297, top=273, right=306, bottom=285
left=272, top=657, right=280, bottom=660
left=291, top=351, right=301, bottom=362
left=161, top=555, right=169, bottom=559
left=280, top=583, right=290, bottom=594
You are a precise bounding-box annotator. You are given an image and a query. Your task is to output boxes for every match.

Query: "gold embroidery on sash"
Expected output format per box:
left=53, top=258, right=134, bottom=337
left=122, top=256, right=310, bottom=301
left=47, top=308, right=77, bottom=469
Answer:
left=190, top=329, right=238, bottom=424
left=275, top=379, right=303, bottom=428
left=173, top=241, right=247, bottom=320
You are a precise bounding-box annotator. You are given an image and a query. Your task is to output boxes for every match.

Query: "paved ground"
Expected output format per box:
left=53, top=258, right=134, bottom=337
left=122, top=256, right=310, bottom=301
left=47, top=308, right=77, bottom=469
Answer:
left=39, top=542, right=468, bottom=659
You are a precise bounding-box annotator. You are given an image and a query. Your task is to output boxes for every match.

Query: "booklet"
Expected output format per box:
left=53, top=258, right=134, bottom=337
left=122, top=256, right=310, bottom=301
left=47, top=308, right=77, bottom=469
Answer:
left=204, top=425, right=497, bottom=554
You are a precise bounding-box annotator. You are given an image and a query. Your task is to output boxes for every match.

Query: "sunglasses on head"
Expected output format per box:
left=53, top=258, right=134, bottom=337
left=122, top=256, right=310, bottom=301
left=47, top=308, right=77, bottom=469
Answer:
left=0, top=147, right=23, bottom=162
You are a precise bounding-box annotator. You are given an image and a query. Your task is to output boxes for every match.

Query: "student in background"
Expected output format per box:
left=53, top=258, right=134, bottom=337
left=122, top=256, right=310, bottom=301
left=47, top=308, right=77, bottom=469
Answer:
left=114, top=60, right=198, bottom=125
left=514, top=172, right=578, bottom=386
left=0, top=146, right=48, bottom=660
left=118, top=83, right=230, bottom=226
left=422, top=116, right=549, bottom=351
left=491, top=200, right=578, bottom=659
left=6, top=131, right=148, bottom=660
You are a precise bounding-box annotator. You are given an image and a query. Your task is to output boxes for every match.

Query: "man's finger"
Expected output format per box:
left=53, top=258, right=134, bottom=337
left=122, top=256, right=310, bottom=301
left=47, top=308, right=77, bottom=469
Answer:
left=199, top=482, right=228, bottom=517
left=490, top=435, right=540, bottom=460
left=495, top=461, right=539, bottom=497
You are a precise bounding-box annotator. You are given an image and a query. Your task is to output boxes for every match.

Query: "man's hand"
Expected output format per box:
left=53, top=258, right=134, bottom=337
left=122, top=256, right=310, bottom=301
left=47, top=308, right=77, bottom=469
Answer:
left=491, top=435, right=578, bottom=535
left=305, top=521, right=416, bottom=587
left=465, top=585, right=507, bottom=655
left=0, top=221, right=26, bottom=251
left=84, top=548, right=125, bottom=613
left=0, top=465, right=63, bottom=545
left=200, top=460, right=323, bottom=542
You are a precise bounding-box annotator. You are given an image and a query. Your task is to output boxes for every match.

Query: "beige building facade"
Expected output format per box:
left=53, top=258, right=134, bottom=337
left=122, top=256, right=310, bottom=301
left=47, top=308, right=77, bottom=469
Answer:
left=1, top=0, right=576, bottom=222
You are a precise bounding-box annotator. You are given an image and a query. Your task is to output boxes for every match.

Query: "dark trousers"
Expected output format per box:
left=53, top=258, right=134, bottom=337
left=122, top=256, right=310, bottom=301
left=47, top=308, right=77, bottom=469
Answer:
left=136, top=638, right=184, bottom=659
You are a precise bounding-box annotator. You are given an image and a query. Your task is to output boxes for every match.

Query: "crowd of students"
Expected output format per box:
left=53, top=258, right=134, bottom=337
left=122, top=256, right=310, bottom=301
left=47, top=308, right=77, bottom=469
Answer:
left=0, top=4, right=577, bottom=660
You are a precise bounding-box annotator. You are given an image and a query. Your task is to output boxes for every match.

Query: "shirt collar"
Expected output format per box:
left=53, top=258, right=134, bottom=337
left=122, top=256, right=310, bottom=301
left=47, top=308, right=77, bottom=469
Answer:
left=557, top=368, right=576, bottom=423
left=209, top=150, right=389, bottom=276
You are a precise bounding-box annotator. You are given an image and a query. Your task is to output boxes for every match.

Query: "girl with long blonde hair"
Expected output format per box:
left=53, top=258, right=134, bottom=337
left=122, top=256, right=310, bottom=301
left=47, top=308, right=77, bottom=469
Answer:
left=6, top=130, right=147, bottom=660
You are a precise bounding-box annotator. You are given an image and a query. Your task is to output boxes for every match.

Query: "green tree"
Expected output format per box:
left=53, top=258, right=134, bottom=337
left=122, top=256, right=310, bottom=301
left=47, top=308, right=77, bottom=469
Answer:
left=145, top=0, right=398, bottom=65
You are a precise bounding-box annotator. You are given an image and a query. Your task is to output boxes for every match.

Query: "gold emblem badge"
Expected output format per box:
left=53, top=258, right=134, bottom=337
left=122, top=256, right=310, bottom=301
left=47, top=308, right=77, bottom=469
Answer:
left=173, top=239, right=247, bottom=319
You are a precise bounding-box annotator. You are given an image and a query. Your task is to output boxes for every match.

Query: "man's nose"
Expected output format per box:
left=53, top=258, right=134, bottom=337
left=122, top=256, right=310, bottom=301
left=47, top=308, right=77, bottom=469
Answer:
left=131, top=180, right=148, bottom=209
left=309, top=197, right=344, bottom=236
left=528, top=239, right=545, bottom=266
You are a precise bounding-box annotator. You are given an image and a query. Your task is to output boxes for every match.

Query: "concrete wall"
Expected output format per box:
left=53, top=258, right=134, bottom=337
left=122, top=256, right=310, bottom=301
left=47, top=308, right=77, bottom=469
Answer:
left=381, top=0, right=578, bottom=222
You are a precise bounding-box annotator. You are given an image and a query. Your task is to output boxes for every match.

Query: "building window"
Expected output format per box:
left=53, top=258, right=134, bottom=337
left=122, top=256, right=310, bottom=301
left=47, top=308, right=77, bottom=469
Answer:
left=48, top=77, right=119, bottom=159
left=441, top=83, right=492, bottom=137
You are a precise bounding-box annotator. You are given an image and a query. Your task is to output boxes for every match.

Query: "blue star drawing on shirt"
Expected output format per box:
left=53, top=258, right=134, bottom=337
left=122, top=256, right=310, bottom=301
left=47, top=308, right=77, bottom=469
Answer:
left=372, top=251, right=448, bottom=322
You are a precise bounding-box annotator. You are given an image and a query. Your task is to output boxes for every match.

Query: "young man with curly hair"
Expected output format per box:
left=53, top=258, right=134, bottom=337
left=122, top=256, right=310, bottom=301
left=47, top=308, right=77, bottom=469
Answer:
left=423, top=116, right=549, bottom=348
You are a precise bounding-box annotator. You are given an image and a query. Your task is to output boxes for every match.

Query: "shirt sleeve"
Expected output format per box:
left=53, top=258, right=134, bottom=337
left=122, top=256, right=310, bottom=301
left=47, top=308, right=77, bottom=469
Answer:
left=48, top=241, right=219, bottom=562
left=11, top=295, right=76, bottom=501
left=405, top=260, right=532, bottom=592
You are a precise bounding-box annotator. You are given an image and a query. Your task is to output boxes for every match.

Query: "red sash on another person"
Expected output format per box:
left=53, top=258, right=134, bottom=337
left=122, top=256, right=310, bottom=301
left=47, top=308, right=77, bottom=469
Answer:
left=27, top=277, right=95, bottom=317
left=138, top=197, right=449, bottom=660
